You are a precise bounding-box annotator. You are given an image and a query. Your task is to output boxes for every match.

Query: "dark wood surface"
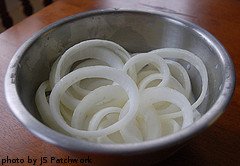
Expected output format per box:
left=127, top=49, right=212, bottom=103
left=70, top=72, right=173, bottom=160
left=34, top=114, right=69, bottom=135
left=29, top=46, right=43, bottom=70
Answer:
left=0, top=0, right=53, bottom=29
left=0, top=0, right=240, bottom=165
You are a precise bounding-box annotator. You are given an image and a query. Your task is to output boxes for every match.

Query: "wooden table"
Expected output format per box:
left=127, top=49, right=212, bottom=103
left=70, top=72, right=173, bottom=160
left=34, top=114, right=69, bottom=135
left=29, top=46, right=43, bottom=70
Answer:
left=0, top=0, right=240, bottom=165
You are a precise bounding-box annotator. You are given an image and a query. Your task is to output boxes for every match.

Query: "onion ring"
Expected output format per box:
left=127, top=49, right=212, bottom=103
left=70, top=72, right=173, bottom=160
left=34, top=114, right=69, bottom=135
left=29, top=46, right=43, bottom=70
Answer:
left=49, top=66, right=139, bottom=138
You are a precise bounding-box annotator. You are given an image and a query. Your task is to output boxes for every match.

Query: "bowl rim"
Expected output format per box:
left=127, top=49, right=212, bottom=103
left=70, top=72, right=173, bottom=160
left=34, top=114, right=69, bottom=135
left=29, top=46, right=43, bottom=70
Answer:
left=4, top=9, right=235, bottom=155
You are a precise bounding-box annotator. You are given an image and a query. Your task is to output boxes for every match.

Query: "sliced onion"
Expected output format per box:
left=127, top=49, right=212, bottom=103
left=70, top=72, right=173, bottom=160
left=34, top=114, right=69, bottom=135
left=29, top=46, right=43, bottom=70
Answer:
left=53, top=39, right=131, bottom=110
left=151, top=48, right=208, bottom=109
left=88, top=107, right=121, bottom=131
left=70, top=58, right=110, bottom=98
left=35, top=81, right=66, bottom=133
left=138, top=73, right=186, bottom=95
left=49, top=66, right=139, bottom=138
left=123, top=53, right=170, bottom=86
left=119, top=102, right=144, bottom=143
left=36, top=40, right=208, bottom=144
left=140, top=87, right=193, bottom=128
left=71, top=85, right=128, bottom=130
left=166, top=60, right=192, bottom=98
left=138, top=105, right=161, bottom=140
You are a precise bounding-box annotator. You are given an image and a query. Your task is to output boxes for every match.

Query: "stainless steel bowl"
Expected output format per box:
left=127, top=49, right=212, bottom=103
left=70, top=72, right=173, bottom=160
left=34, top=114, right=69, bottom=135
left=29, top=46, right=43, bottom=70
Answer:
left=4, top=10, right=235, bottom=164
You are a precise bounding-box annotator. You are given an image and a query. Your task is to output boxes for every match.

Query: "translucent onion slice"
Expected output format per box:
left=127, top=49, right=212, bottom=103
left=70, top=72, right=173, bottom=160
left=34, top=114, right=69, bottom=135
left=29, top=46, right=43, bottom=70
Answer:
left=71, top=85, right=128, bottom=130
left=160, top=119, right=181, bottom=136
left=170, top=119, right=181, bottom=133
left=104, top=114, right=125, bottom=144
left=159, top=108, right=201, bottom=122
left=55, top=39, right=131, bottom=83
left=49, top=57, right=60, bottom=88
left=70, top=77, right=112, bottom=99
left=137, top=70, right=158, bottom=84
left=120, top=119, right=143, bottom=143
left=60, top=104, right=73, bottom=125
left=138, top=105, right=161, bottom=140
left=140, top=73, right=188, bottom=117
left=70, top=58, right=110, bottom=98
left=123, top=53, right=170, bottom=87
left=35, top=81, right=66, bottom=133
left=96, top=119, right=120, bottom=144
left=138, top=73, right=186, bottom=95
left=150, top=48, right=208, bottom=109
left=166, top=60, right=192, bottom=98
left=49, top=57, right=79, bottom=110
left=119, top=102, right=143, bottom=143
left=75, top=58, right=108, bottom=68
left=88, top=107, right=121, bottom=131
left=53, top=39, right=131, bottom=110
left=140, top=87, right=193, bottom=128
left=49, top=66, right=139, bottom=138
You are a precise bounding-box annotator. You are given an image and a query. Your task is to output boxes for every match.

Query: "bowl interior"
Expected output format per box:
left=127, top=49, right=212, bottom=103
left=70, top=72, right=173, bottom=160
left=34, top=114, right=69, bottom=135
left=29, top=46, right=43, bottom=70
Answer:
left=16, top=11, right=224, bottom=122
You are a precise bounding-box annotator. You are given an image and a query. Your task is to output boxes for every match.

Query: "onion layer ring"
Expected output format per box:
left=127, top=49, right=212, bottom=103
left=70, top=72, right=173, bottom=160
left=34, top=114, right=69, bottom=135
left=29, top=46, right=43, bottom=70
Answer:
left=49, top=66, right=139, bottom=138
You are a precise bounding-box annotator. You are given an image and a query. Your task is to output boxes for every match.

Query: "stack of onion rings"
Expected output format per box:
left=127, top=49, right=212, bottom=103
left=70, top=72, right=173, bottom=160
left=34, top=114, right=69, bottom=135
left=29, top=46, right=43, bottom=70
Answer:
left=35, top=39, right=208, bottom=144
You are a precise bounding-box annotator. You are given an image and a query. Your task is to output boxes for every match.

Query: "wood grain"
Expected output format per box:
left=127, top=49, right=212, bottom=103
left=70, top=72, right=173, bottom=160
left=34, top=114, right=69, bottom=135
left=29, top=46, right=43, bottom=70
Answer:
left=0, top=0, right=240, bottom=165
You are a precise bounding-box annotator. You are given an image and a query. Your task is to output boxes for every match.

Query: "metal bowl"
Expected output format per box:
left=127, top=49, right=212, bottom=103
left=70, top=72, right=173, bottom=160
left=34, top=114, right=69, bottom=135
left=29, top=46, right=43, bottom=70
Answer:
left=4, top=10, right=235, bottom=164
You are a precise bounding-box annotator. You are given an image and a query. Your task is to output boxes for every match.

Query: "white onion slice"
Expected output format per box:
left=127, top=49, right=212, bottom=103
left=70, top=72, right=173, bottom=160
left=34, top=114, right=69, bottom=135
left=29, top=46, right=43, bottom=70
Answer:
left=71, top=85, right=128, bottom=130
left=161, top=119, right=181, bottom=135
left=35, top=81, right=66, bottom=133
left=119, top=102, right=143, bottom=143
left=54, top=39, right=131, bottom=110
left=150, top=48, right=208, bottom=109
left=49, top=66, right=139, bottom=138
left=60, top=104, right=73, bottom=125
left=166, top=60, right=192, bottom=98
left=36, top=40, right=208, bottom=144
left=70, top=77, right=112, bottom=99
left=138, top=105, right=161, bottom=140
left=137, top=70, right=158, bottom=84
left=123, top=53, right=170, bottom=86
left=70, top=58, right=110, bottom=98
left=140, top=87, right=193, bottom=128
left=139, top=73, right=188, bottom=117
left=75, top=58, right=108, bottom=68
left=88, top=107, right=121, bottom=131
left=139, top=73, right=186, bottom=95
left=55, top=39, right=131, bottom=83
left=170, top=119, right=181, bottom=133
